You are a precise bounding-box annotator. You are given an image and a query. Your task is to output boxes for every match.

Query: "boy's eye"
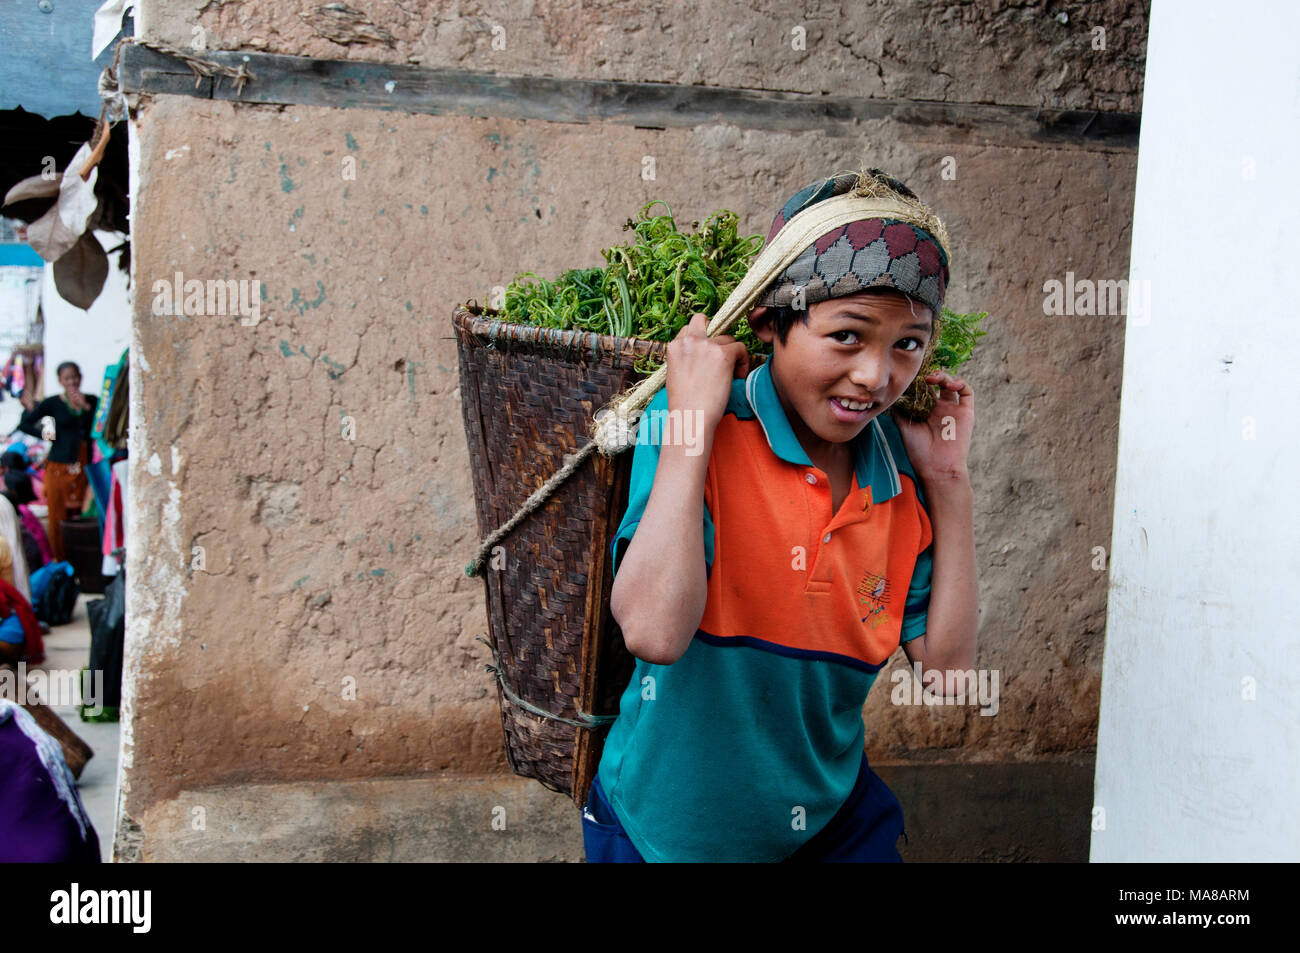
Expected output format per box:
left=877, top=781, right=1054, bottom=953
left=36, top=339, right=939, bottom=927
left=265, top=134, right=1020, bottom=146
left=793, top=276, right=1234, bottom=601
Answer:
left=830, top=331, right=927, bottom=351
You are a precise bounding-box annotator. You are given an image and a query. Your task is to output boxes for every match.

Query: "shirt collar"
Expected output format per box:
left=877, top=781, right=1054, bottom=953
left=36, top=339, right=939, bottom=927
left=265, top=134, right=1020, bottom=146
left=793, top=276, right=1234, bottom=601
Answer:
left=743, top=359, right=903, bottom=504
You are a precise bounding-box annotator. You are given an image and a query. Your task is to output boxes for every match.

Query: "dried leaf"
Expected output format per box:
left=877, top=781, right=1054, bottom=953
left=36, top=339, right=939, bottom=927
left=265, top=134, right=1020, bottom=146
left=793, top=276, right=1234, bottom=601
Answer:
left=3, top=173, right=61, bottom=207
left=23, top=142, right=100, bottom=263
left=53, top=231, right=109, bottom=311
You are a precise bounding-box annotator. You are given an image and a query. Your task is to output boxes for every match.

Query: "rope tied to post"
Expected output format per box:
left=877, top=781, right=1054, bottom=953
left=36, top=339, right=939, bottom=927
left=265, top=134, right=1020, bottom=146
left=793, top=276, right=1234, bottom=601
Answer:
left=114, top=36, right=256, bottom=96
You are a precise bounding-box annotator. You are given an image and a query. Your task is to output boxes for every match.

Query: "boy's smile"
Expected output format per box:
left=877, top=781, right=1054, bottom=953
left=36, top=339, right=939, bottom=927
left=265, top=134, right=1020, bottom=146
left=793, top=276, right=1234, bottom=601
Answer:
left=750, top=290, right=933, bottom=468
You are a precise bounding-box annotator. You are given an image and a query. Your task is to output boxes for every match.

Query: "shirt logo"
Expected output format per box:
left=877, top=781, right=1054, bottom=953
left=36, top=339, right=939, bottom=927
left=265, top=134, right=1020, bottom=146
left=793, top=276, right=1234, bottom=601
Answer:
left=857, top=569, right=892, bottom=629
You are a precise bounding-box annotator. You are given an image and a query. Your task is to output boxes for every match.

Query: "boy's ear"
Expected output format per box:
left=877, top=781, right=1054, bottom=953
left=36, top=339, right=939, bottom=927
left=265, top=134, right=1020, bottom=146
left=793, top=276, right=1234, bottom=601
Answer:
left=748, top=305, right=776, bottom=345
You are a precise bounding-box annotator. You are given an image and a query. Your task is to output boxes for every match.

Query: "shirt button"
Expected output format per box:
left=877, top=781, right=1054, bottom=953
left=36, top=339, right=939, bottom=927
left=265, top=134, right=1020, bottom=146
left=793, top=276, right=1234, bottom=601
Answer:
left=823, top=533, right=832, bottom=543
left=805, top=473, right=817, bottom=485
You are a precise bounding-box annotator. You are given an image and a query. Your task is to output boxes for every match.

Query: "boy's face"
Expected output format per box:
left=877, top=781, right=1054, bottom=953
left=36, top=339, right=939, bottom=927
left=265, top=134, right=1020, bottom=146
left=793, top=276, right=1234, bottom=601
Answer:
left=750, top=290, right=932, bottom=458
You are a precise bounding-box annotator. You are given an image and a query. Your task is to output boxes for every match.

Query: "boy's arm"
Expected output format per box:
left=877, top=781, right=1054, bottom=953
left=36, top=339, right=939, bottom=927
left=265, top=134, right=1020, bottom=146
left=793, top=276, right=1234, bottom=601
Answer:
left=610, top=423, right=717, bottom=666
left=902, top=470, right=978, bottom=694
left=611, top=313, right=745, bottom=666
left=895, top=370, right=978, bottom=696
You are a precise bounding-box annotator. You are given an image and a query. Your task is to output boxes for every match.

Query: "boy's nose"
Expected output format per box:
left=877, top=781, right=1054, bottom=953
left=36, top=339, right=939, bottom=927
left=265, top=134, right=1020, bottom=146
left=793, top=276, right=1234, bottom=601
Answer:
left=848, top=352, right=890, bottom=392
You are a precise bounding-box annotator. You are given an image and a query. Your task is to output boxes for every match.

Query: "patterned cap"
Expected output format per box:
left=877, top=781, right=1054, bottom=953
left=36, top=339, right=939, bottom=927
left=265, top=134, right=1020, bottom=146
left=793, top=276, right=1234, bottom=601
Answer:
left=756, top=170, right=950, bottom=317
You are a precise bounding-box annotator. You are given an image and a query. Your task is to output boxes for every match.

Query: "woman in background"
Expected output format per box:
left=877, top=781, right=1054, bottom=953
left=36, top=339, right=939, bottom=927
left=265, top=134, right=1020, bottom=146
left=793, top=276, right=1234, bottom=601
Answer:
left=18, top=362, right=97, bottom=564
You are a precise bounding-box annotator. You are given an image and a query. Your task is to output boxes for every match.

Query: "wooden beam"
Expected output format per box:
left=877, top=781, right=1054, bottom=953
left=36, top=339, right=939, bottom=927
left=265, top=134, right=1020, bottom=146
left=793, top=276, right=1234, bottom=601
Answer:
left=118, top=43, right=1139, bottom=151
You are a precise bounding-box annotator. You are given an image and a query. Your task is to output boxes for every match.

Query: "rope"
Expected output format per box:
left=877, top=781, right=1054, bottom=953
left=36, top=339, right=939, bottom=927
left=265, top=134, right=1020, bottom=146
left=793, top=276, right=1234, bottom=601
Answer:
left=475, top=636, right=616, bottom=728
left=80, top=37, right=256, bottom=182
left=113, top=37, right=256, bottom=96
left=79, top=37, right=136, bottom=181
left=464, top=439, right=598, bottom=577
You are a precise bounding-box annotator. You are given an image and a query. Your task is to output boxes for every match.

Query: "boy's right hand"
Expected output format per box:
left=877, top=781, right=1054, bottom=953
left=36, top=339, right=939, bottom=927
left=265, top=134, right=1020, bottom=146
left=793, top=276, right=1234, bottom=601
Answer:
left=666, top=313, right=750, bottom=430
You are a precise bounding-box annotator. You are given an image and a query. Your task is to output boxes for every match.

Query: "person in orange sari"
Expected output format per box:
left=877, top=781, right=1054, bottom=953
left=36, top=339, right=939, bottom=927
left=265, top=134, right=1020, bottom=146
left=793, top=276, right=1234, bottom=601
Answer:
left=17, top=362, right=97, bottom=564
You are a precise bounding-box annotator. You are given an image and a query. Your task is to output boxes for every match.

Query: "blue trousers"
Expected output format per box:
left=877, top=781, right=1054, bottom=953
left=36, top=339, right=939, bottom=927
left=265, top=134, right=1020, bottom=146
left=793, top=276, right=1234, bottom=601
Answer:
left=582, top=751, right=907, bottom=863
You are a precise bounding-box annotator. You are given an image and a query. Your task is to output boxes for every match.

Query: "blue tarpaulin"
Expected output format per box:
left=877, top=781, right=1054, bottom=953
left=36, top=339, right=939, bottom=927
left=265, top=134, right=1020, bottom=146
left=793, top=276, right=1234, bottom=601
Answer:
left=0, top=0, right=130, bottom=119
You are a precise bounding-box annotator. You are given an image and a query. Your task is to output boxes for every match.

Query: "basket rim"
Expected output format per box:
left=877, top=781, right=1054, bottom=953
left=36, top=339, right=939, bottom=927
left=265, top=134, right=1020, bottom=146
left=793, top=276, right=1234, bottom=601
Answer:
left=453, top=303, right=672, bottom=363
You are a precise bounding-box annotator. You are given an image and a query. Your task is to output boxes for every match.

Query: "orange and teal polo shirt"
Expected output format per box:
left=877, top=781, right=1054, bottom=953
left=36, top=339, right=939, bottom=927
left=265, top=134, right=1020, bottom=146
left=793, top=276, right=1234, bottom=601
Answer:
left=597, top=359, right=934, bottom=862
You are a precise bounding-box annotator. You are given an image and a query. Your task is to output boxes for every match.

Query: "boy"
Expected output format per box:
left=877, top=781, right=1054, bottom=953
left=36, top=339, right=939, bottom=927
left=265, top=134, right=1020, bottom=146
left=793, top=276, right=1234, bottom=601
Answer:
left=584, top=169, right=977, bottom=862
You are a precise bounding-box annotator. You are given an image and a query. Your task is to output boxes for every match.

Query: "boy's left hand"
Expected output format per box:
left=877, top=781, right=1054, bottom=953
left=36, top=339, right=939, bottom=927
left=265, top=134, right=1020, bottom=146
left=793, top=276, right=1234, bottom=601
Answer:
left=891, top=371, right=974, bottom=482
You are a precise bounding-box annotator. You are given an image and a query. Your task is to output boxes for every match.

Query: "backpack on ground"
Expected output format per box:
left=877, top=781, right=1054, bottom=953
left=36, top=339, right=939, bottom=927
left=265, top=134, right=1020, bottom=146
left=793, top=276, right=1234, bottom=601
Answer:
left=31, top=561, right=79, bottom=626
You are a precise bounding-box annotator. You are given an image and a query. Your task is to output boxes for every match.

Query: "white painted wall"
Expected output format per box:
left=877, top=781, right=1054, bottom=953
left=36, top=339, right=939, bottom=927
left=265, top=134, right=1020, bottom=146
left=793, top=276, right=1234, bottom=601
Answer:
left=0, top=264, right=43, bottom=438
left=1092, top=0, right=1300, bottom=861
left=39, top=229, right=132, bottom=407
left=112, top=115, right=143, bottom=861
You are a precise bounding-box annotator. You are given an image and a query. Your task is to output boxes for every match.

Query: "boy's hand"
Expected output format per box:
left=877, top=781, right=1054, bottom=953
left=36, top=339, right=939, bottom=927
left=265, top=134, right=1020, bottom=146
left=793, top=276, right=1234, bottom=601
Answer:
left=666, top=313, right=750, bottom=429
left=892, top=371, right=974, bottom=482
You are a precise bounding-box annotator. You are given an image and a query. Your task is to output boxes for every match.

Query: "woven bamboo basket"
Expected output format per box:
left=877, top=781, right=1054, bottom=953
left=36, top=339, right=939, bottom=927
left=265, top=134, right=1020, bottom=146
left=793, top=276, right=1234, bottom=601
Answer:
left=453, top=302, right=669, bottom=806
